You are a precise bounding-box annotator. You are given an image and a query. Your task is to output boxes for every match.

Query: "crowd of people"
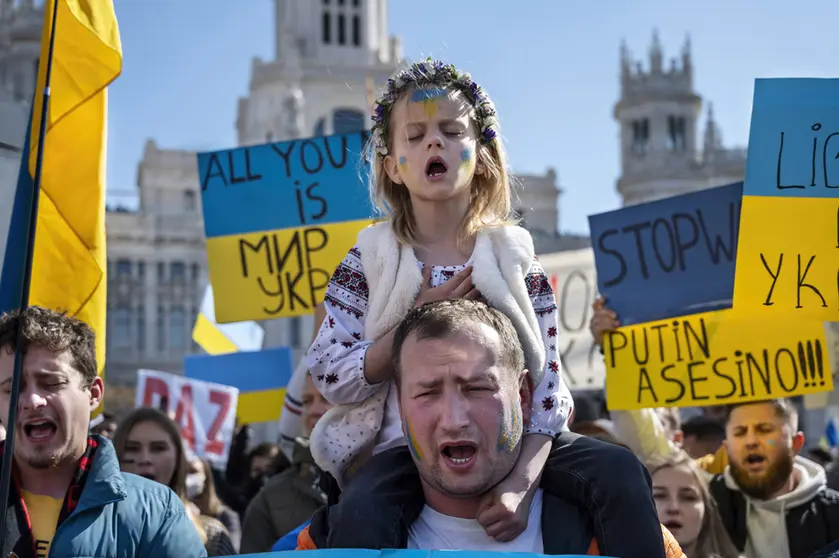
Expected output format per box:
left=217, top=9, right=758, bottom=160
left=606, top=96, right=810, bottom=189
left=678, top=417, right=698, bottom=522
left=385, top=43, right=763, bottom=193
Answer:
left=0, top=57, right=838, bottom=558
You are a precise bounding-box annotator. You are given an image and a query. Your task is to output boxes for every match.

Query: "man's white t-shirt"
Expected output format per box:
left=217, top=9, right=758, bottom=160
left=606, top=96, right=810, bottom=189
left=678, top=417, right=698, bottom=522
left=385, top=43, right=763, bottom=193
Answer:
left=407, top=488, right=544, bottom=552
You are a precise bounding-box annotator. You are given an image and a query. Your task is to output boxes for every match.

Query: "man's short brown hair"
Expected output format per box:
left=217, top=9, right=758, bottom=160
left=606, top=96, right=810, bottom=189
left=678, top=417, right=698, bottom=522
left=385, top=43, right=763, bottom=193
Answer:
left=0, top=306, right=97, bottom=387
left=391, top=299, right=525, bottom=389
left=727, top=398, right=799, bottom=431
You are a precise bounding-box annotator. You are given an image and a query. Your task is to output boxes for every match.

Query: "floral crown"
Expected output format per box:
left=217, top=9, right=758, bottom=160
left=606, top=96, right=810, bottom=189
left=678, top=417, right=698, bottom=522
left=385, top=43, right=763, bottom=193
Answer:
left=370, top=58, right=499, bottom=156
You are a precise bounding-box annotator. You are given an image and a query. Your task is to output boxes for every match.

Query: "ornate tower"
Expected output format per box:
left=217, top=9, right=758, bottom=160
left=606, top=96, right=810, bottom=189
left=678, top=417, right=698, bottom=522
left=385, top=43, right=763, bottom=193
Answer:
left=613, top=31, right=703, bottom=205
left=236, top=0, right=402, bottom=146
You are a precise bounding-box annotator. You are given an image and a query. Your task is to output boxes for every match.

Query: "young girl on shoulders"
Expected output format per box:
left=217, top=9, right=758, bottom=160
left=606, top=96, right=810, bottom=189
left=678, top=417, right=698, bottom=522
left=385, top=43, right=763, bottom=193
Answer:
left=307, top=58, right=664, bottom=557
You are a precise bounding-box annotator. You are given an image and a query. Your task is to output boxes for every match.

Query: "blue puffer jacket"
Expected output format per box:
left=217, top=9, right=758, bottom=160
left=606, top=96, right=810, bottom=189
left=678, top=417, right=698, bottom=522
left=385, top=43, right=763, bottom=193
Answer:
left=32, top=437, right=207, bottom=558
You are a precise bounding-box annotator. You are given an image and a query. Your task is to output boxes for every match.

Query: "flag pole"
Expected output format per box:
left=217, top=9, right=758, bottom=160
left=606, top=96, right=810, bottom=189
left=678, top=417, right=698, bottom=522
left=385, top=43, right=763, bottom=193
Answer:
left=0, top=0, right=60, bottom=536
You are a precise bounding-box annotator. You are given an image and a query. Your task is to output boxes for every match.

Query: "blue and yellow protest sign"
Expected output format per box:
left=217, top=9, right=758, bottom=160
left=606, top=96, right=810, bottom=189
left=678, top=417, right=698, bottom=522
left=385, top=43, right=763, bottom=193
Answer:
left=604, top=308, right=832, bottom=410
left=588, top=182, right=742, bottom=326
left=197, top=131, right=375, bottom=322
left=733, top=78, right=839, bottom=321
left=185, top=346, right=294, bottom=423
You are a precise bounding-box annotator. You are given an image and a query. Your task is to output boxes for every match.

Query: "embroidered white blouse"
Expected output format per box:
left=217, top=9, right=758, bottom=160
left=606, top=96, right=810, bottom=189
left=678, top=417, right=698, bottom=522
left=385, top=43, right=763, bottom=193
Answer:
left=308, top=245, right=574, bottom=454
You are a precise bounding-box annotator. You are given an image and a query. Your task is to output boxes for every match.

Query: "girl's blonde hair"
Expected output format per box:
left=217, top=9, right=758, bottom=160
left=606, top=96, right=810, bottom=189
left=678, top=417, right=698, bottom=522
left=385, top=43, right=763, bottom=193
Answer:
left=367, top=59, right=518, bottom=248
left=647, top=451, right=740, bottom=558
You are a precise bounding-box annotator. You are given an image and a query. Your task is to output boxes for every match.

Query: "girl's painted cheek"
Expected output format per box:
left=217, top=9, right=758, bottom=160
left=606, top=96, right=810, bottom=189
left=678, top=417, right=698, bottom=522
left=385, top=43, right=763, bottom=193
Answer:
left=460, top=148, right=474, bottom=172
left=399, top=156, right=407, bottom=172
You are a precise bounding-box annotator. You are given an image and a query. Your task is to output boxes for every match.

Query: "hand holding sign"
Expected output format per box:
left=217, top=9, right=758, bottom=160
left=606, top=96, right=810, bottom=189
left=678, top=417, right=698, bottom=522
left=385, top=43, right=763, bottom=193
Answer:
left=589, top=297, right=619, bottom=347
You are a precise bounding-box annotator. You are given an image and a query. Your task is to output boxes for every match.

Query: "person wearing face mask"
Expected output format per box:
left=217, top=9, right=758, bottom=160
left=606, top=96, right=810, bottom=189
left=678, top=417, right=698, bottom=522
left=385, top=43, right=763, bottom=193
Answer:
left=188, top=458, right=241, bottom=552
left=239, top=370, right=335, bottom=553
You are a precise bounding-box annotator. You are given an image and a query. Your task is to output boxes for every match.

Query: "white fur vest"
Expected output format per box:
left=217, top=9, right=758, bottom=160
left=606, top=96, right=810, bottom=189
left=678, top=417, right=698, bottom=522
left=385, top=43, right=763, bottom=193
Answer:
left=309, top=222, right=546, bottom=484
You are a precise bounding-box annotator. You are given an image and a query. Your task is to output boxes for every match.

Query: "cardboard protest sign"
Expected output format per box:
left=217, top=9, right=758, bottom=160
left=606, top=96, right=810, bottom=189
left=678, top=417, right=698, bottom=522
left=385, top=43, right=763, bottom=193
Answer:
left=197, top=131, right=375, bottom=322
left=604, top=309, right=833, bottom=410
left=538, top=249, right=605, bottom=389
left=588, top=183, right=742, bottom=326
left=135, top=370, right=238, bottom=466
left=185, top=346, right=294, bottom=424
left=733, top=78, right=839, bottom=320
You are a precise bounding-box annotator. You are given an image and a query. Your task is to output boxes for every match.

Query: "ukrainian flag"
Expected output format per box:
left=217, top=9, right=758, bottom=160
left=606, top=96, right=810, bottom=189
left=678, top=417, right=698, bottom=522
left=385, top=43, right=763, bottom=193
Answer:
left=184, top=347, right=293, bottom=424
left=0, top=0, right=122, bottom=416
left=192, top=285, right=264, bottom=355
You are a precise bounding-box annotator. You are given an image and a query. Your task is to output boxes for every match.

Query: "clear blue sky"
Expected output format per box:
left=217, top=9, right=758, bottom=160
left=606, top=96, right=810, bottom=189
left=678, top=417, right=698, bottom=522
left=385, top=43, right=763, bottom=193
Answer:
left=107, top=0, right=837, bottom=235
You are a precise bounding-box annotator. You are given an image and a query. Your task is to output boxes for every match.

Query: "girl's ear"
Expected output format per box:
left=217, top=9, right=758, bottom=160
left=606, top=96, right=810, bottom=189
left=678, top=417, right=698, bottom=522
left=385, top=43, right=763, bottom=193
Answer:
left=384, top=154, right=404, bottom=185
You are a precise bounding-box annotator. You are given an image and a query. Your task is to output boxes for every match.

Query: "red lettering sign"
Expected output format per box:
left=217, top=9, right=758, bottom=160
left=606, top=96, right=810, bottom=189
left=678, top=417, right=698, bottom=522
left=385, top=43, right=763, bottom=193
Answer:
left=205, top=390, right=232, bottom=455
left=174, top=384, right=196, bottom=452
left=141, top=377, right=169, bottom=409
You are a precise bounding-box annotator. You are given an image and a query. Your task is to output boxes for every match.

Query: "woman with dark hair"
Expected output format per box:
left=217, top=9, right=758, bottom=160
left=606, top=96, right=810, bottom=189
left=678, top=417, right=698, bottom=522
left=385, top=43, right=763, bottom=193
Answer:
left=112, top=408, right=237, bottom=556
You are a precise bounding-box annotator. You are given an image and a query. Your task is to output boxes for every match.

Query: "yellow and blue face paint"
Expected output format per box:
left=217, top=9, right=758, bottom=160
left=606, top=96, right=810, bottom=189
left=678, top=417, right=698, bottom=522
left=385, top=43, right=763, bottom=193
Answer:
left=459, top=147, right=475, bottom=173
left=411, top=87, right=448, bottom=119
left=405, top=418, right=424, bottom=461
left=497, top=403, right=522, bottom=454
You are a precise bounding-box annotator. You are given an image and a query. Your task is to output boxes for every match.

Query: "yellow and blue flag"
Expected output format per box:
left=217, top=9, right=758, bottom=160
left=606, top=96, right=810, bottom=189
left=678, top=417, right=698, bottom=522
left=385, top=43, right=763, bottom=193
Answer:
left=0, top=0, right=122, bottom=417
left=192, top=285, right=264, bottom=355
left=184, top=347, right=294, bottom=424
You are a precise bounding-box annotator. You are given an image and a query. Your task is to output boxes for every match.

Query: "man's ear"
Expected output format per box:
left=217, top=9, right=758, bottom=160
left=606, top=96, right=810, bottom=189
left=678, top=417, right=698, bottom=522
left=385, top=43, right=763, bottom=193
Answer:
left=383, top=154, right=404, bottom=185
left=88, top=376, right=104, bottom=412
left=792, top=431, right=805, bottom=454
left=519, top=370, right=533, bottom=425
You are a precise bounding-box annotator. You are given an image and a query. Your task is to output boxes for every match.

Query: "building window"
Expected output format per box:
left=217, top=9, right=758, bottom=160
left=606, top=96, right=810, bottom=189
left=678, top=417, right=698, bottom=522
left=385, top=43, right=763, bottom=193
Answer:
left=157, top=262, right=166, bottom=282
left=337, top=14, right=346, bottom=45
left=171, top=261, right=186, bottom=281
left=322, top=11, right=331, bottom=44
left=352, top=15, right=361, bottom=46
left=138, top=261, right=145, bottom=280
left=667, top=115, right=686, bottom=153
left=352, top=0, right=360, bottom=5
left=113, top=305, right=132, bottom=348
left=156, top=306, right=166, bottom=351
left=169, top=307, right=187, bottom=350
left=631, top=118, right=649, bottom=156
left=184, top=190, right=196, bottom=211
left=116, top=259, right=132, bottom=278
left=191, top=263, right=200, bottom=283
left=333, top=108, right=365, bottom=135
left=137, top=305, right=146, bottom=352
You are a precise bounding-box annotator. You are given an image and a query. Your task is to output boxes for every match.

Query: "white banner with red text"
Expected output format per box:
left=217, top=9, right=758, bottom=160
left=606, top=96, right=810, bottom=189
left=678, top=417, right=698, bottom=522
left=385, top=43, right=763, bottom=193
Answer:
left=135, top=369, right=239, bottom=467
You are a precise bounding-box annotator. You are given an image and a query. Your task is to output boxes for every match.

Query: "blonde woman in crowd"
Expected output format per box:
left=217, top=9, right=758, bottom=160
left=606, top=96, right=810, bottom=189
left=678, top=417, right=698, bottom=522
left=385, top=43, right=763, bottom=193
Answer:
left=188, top=457, right=242, bottom=552
left=112, top=408, right=237, bottom=556
left=647, top=452, right=741, bottom=558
